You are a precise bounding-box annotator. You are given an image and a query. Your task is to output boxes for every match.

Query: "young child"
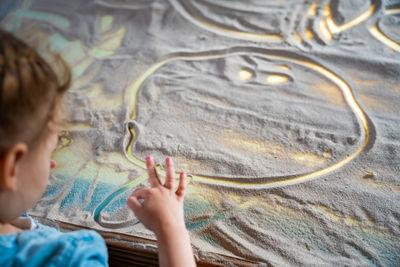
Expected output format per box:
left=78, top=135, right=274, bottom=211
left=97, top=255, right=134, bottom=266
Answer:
left=0, top=29, right=195, bottom=267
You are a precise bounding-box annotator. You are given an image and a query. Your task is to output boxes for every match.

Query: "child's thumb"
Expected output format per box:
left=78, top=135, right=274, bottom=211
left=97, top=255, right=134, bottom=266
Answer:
left=126, top=196, right=142, bottom=215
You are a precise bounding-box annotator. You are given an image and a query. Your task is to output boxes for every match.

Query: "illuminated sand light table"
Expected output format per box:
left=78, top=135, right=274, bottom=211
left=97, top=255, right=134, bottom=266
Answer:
left=1, top=0, right=400, bottom=265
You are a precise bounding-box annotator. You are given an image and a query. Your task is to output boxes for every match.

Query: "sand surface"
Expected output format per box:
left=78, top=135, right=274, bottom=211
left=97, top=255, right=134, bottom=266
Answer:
left=1, top=0, right=400, bottom=265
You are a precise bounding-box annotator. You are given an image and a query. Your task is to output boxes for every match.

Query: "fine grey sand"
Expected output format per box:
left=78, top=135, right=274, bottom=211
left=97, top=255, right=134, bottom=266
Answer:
left=1, top=0, right=400, bottom=265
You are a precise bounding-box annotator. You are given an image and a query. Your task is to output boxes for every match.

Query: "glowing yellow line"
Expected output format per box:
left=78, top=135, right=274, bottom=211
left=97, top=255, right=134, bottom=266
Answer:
left=369, top=25, right=400, bottom=52
left=305, top=29, right=314, bottom=39
left=294, top=32, right=302, bottom=44
left=238, top=70, right=253, bottom=81
left=325, top=4, right=375, bottom=34
left=125, top=51, right=370, bottom=189
left=386, top=9, right=400, bottom=15
left=266, top=74, right=289, bottom=84
left=319, top=18, right=332, bottom=41
left=307, top=2, right=318, bottom=17
left=125, top=126, right=146, bottom=169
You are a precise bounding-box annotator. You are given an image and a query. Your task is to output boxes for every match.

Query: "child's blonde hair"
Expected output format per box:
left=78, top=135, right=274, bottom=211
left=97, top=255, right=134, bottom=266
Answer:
left=0, top=29, right=71, bottom=154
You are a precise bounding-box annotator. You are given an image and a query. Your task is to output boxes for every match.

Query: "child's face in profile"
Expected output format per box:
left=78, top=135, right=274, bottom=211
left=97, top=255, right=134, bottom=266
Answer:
left=16, top=106, right=61, bottom=213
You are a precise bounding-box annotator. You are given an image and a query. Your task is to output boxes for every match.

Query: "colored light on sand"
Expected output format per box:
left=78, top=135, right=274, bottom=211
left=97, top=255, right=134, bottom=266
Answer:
left=386, top=8, right=400, bottom=15
left=14, top=9, right=70, bottom=29
left=276, top=65, right=291, bottom=71
left=266, top=74, right=290, bottom=84
left=86, top=83, right=123, bottom=110
left=290, top=152, right=327, bottom=167
left=305, top=29, right=314, bottom=39
left=294, top=32, right=302, bottom=43
left=89, top=27, right=126, bottom=58
left=221, top=135, right=276, bottom=155
left=307, top=2, right=318, bottom=17
left=369, top=25, right=400, bottom=52
left=324, top=3, right=375, bottom=34
left=373, top=8, right=400, bottom=52
left=101, top=15, right=113, bottom=32
left=238, top=70, right=253, bottom=81
left=319, top=19, right=332, bottom=41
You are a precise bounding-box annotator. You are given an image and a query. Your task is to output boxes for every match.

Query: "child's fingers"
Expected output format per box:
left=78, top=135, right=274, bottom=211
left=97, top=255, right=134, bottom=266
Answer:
left=126, top=196, right=142, bottom=215
left=164, top=157, right=175, bottom=190
left=127, top=188, right=149, bottom=214
left=176, top=172, right=187, bottom=198
left=130, top=188, right=149, bottom=200
left=146, top=155, right=160, bottom=187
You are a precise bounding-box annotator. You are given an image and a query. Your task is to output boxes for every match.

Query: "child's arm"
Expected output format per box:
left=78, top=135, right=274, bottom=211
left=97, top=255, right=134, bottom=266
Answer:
left=126, top=156, right=196, bottom=267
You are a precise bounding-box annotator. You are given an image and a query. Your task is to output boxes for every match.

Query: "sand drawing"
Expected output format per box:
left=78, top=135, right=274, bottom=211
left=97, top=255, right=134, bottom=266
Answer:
left=2, top=0, right=400, bottom=265
left=369, top=7, right=400, bottom=51
left=170, top=0, right=400, bottom=52
left=123, top=48, right=374, bottom=188
left=91, top=47, right=378, bottom=230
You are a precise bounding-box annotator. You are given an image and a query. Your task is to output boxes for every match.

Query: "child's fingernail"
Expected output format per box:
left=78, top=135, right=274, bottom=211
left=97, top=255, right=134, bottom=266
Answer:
left=166, top=157, right=172, bottom=164
left=50, top=160, right=57, bottom=168
left=146, top=155, right=152, bottom=162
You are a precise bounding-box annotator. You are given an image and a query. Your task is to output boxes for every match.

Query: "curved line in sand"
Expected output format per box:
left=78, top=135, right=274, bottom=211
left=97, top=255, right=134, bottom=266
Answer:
left=93, top=172, right=147, bottom=226
left=168, top=0, right=283, bottom=41
left=123, top=47, right=373, bottom=189
left=324, top=2, right=376, bottom=34
left=169, top=0, right=381, bottom=44
left=369, top=9, right=400, bottom=52
left=318, top=0, right=382, bottom=43
left=386, top=8, right=400, bottom=15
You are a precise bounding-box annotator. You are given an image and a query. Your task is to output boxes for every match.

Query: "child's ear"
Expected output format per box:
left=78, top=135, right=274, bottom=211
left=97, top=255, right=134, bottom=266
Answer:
left=0, top=143, right=28, bottom=192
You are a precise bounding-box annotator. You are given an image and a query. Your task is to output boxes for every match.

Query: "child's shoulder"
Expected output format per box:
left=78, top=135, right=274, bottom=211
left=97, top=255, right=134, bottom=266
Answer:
left=0, top=223, right=108, bottom=267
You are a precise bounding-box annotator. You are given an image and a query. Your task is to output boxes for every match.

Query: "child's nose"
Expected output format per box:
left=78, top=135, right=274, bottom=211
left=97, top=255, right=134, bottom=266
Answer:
left=50, top=160, right=57, bottom=168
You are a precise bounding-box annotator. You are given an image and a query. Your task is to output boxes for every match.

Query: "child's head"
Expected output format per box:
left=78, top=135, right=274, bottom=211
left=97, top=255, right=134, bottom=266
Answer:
left=0, top=29, right=71, bottom=223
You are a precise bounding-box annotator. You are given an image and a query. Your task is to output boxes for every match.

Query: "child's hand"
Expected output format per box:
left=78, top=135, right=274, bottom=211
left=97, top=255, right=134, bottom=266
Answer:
left=126, top=156, right=187, bottom=238
left=127, top=156, right=195, bottom=267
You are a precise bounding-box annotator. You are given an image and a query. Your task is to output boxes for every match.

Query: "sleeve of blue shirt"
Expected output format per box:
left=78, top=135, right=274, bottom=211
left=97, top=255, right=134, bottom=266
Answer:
left=0, top=224, right=108, bottom=267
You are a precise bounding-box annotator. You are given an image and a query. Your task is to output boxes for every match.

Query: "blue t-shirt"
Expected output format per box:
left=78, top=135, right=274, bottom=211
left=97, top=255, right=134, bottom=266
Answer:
left=0, top=216, right=108, bottom=267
